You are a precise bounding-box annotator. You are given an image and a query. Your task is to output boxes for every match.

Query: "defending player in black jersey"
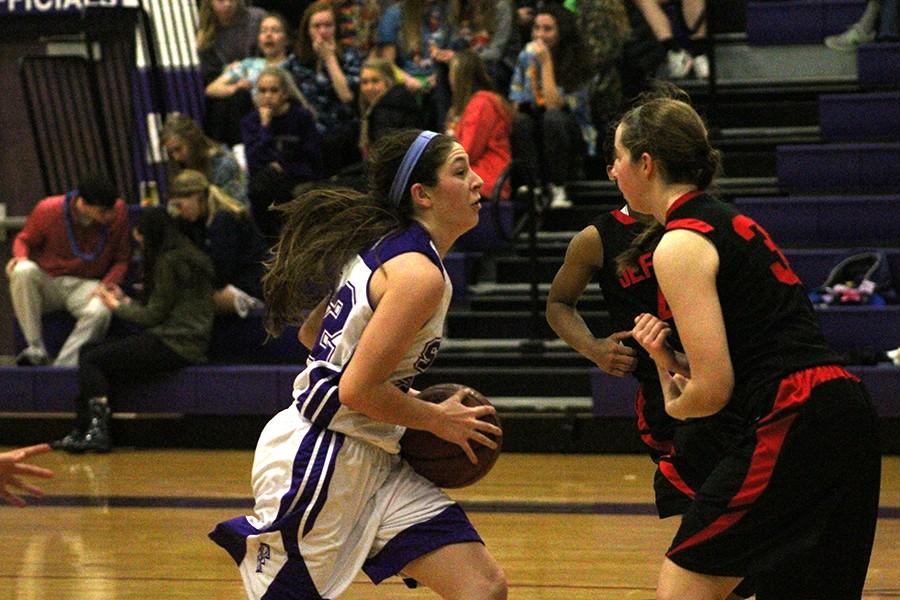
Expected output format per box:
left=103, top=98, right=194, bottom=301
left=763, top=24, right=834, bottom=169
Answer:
left=615, top=98, right=880, bottom=600
left=547, top=120, right=751, bottom=600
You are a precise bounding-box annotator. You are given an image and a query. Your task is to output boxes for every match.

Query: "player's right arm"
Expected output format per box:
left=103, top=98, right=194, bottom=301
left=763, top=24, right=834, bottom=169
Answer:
left=339, top=252, right=500, bottom=462
left=546, top=226, right=637, bottom=377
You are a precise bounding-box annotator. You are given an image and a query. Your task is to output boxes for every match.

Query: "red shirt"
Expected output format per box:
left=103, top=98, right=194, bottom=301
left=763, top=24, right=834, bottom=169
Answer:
left=13, top=194, right=131, bottom=285
left=455, top=91, right=512, bottom=200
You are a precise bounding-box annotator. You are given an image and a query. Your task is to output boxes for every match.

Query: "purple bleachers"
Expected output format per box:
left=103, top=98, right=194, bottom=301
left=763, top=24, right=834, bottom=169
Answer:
left=776, top=143, right=900, bottom=193
left=590, top=364, right=900, bottom=419
left=734, top=195, right=900, bottom=245
left=746, top=0, right=866, bottom=44
left=816, top=305, right=900, bottom=353
left=819, top=92, right=900, bottom=141
left=0, top=365, right=298, bottom=416
left=13, top=311, right=304, bottom=365
left=857, top=42, right=900, bottom=86
left=784, top=248, right=900, bottom=289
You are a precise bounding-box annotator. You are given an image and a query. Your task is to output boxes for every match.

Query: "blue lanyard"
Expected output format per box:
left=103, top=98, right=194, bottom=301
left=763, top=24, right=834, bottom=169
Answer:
left=63, top=191, right=108, bottom=263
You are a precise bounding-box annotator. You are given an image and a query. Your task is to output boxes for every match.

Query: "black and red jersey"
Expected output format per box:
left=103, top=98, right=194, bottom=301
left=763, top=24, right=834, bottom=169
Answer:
left=593, top=207, right=680, bottom=448
left=592, top=207, right=672, bottom=385
left=665, top=192, right=842, bottom=419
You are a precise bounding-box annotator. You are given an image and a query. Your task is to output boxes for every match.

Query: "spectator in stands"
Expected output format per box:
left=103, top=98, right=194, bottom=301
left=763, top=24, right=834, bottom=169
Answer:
left=241, top=66, right=324, bottom=239
left=508, top=2, right=594, bottom=209
left=205, top=13, right=294, bottom=146
left=52, top=209, right=215, bottom=454
left=446, top=50, right=512, bottom=201
left=161, top=113, right=248, bottom=206
left=287, top=1, right=363, bottom=175
left=515, top=0, right=536, bottom=45
left=0, top=444, right=53, bottom=507
left=167, top=170, right=267, bottom=317
left=432, top=0, right=520, bottom=94
left=631, top=0, right=709, bottom=79
left=331, top=0, right=382, bottom=57
left=571, top=0, right=630, bottom=155
left=6, top=174, right=130, bottom=367
left=358, top=58, right=423, bottom=158
left=825, top=0, right=898, bottom=50
left=250, top=0, right=306, bottom=25
left=196, top=0, right=266, bottom=85
left=376, top=0, right=458, bottom=128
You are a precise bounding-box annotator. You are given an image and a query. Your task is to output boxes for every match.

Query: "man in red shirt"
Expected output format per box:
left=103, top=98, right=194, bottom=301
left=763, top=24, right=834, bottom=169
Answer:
left=5, top=174, right=131, bottom=366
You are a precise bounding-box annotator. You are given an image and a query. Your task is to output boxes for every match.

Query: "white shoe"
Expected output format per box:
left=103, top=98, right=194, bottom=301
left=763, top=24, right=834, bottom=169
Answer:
left=549, top=185, right=572, bottom=209
left=888, top=347, right=900, bottom=366
left=692, top=54, right=709, bottom=79
left=666, top=49, right=693, bottom=79
left=825, top=26, right=876, bottom=51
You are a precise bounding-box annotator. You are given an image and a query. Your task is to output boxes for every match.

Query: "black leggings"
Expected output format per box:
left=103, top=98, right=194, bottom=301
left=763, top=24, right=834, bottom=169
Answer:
left=76, top=333, right=191, bottom=426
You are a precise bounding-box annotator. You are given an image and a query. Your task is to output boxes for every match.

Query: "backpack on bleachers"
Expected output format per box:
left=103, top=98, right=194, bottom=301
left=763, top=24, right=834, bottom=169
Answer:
left=809, top=251, right=896, bottom=306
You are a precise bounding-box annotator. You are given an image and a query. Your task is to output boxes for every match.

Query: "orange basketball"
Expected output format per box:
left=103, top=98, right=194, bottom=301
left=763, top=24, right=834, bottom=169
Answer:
left=400, top=383, right=502, bottom=488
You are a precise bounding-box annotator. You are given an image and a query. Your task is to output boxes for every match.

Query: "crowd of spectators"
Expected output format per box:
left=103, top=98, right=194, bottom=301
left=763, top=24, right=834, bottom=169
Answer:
left=4, top=1, right=712, bottom=453
left=193, top=0, right=708, bottom=223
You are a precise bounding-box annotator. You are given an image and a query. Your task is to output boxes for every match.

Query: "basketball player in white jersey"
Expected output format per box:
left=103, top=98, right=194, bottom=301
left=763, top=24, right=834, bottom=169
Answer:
left=210, top=130, right=507, bottom=599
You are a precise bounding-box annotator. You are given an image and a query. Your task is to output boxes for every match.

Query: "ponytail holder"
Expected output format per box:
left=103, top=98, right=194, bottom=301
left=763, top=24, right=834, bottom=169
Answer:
left=388, top=131, right=439, bottom=207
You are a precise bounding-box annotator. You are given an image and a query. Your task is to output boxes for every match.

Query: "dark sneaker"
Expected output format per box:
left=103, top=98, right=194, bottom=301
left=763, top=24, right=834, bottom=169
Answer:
left=51, top=429, right=87, bottom=453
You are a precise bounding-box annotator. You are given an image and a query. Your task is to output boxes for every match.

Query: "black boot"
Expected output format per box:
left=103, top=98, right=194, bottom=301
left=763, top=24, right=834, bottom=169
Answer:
left=51, top=428, right=86, bottom=453
left=71, top=397, right=111, bottom=453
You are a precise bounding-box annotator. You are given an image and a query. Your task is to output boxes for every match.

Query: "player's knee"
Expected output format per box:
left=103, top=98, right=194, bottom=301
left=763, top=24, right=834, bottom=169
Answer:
left=656, top=583, right=717, bottom=600
left=479, top=564, right=508, bottom=600
left=81, top=298, right=112, bottom=323
left=10, top=259, right=41, bottom=281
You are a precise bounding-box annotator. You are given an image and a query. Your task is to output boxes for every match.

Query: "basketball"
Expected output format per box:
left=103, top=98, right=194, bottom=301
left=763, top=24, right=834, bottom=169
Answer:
left=400, top=383, right=503, bottom=488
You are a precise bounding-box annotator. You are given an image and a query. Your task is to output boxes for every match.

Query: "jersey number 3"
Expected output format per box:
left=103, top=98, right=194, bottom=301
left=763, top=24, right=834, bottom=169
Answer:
left=731, top=215, right=800, bottom=286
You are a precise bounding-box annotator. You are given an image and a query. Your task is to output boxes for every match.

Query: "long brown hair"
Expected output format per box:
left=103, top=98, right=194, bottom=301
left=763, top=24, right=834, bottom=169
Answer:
left=536, top=3, right=590, bottom=91
left=399, top=0, right=459, bottom=56
left=614, top=96, right=722, bottom=276
left=160, top=113, right=220, bottom=176
left=463, top=0, right=499, bottom=36
left=294, top=1, right=342, bottom=66
left=196, top=0, right=249, bottom=51
left=618, top=98, right=722, bottom=190
left=448, top=50, right=510, bottom=120
left=262, top=130, right=457, bottom=334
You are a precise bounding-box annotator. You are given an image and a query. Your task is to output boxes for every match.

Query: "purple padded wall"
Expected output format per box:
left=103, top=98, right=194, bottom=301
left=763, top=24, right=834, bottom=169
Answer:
left=746, top=0, right=865, bottom=44
left=857, top=43, right=900, bottom=86
left=777, top=144, right=900, bottom=192
left=734, top=195, right=900, bottom=245
left=819, top=92, right=900, bottom=141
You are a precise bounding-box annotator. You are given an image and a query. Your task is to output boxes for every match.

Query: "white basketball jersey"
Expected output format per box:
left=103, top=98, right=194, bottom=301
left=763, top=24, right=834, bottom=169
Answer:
left=292, top=222, right=451, bottom=453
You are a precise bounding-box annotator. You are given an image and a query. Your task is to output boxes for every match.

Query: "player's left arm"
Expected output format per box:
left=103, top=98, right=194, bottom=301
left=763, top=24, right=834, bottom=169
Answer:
left=652, top=230, right=733, bottom=419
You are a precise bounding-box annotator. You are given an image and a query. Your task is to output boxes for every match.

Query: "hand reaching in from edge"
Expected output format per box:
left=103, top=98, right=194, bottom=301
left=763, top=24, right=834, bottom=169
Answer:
left=0, top=444, right=54, bottom=507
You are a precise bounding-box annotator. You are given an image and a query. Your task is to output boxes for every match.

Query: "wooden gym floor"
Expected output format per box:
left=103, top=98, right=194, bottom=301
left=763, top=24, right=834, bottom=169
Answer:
left=1, top=450, right=897, bottom=599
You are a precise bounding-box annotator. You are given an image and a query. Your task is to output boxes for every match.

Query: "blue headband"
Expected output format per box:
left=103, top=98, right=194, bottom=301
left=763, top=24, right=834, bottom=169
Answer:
left=388, top=131, right=440, bottom=207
